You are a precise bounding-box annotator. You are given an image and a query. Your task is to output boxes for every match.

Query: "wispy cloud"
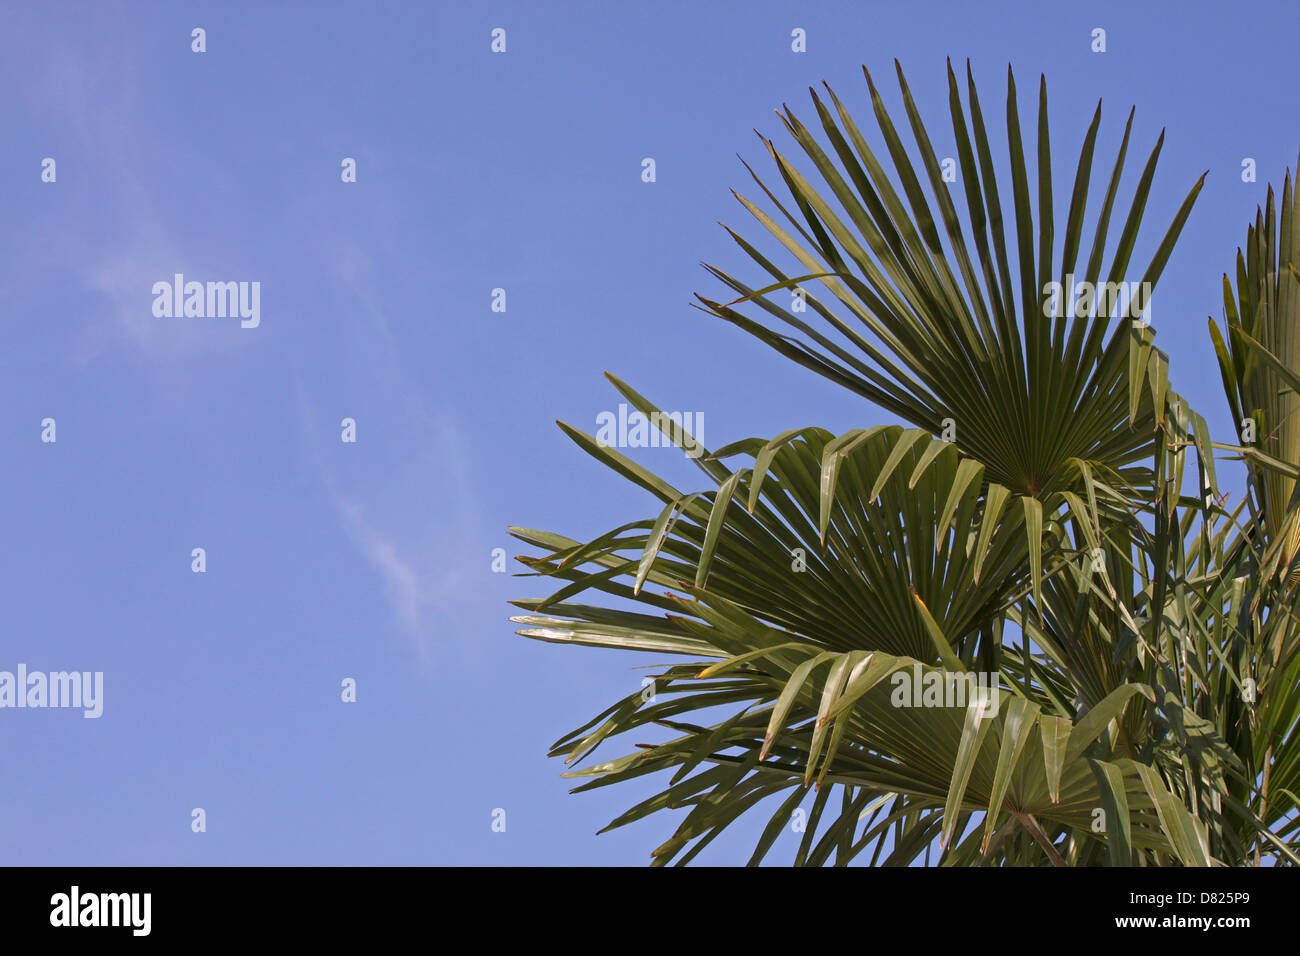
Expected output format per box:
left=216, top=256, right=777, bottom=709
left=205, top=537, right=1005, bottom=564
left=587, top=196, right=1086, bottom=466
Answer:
left=333, top=497, right=439, bottom=661
left=28, top=39, right=260, bottom=363
left=316, top=423, right=482, bottom=665
left=294, top=236, right=481, bottom=663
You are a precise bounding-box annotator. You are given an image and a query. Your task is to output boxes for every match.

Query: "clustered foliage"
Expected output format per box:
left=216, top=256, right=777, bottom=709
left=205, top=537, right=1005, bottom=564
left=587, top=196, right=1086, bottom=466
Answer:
left=510, top=60, right=1300, bottom=866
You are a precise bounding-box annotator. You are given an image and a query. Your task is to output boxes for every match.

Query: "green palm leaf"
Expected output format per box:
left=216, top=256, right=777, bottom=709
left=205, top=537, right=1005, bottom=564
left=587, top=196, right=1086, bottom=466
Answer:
left=509, top=63, right=1300, bottom=866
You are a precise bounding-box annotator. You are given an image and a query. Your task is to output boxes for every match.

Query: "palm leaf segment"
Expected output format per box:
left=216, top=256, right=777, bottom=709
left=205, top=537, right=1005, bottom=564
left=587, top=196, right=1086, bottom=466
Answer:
left=512, top=378, right=1223, bottom=866
left=1210, top=155, right=1300, bottom=586
left=700, top=59, right=1203, bottom=505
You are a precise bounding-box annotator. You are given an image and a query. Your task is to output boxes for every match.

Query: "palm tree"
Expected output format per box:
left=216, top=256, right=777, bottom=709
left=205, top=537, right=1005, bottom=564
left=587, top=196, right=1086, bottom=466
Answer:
left=509, top=59, right=1300, bottom=866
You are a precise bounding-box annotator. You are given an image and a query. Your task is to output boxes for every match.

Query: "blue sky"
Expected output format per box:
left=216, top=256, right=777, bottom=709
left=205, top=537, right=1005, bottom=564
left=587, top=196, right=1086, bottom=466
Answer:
left=0, top=0, right=1296, bottom=865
